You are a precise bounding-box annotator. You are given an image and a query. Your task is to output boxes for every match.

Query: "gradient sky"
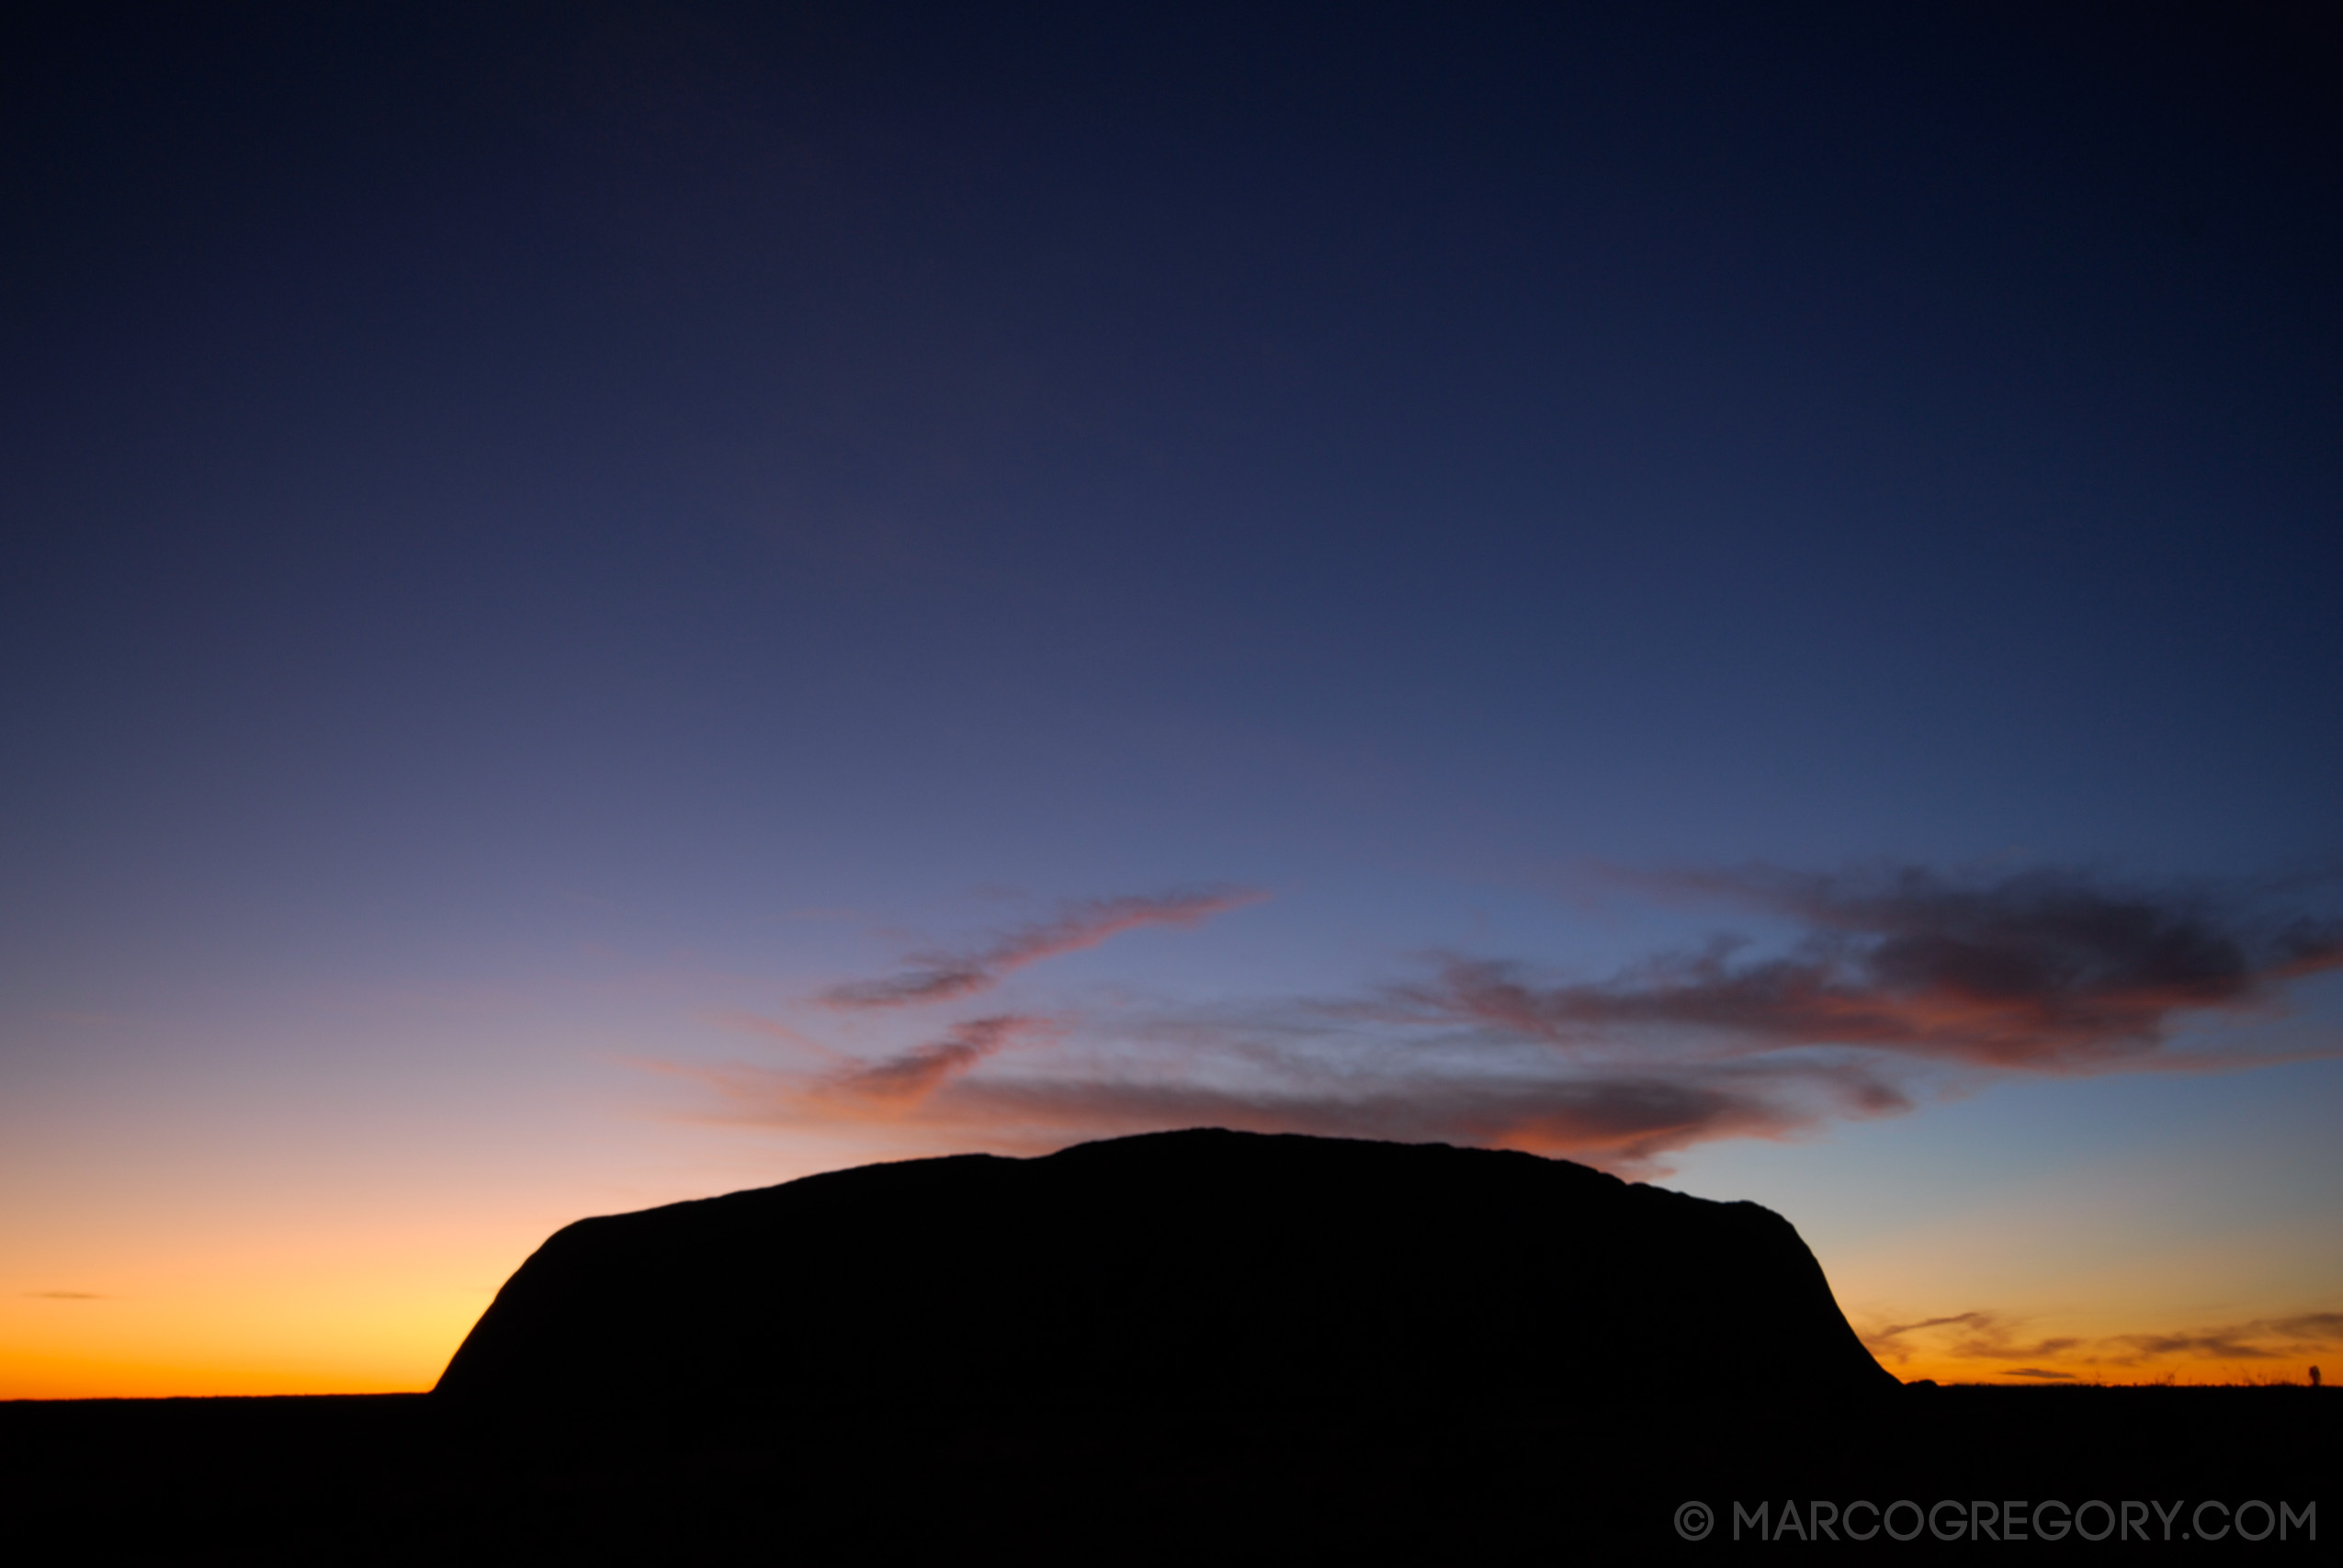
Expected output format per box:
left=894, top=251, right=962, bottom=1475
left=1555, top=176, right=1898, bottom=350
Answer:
left=5, top=1, right=2340, bottom=1397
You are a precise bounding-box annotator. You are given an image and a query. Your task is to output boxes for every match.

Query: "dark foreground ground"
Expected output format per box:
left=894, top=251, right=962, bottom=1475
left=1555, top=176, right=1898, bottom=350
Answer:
left=2, top=1385, right=2327, bottom=1561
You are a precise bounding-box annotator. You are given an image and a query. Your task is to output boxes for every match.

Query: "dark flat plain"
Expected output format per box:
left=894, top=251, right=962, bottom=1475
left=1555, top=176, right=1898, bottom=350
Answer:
left=2, top=1386, right=2328, bottom=1561
left=11, top=1140, right=2326, bottom=1557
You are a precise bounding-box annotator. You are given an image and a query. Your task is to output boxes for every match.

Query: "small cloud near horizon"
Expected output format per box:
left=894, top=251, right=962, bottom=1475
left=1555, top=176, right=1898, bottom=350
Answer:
left=25, top=1291, right=107, bottom=1300
left=1863, top=1307, right=2343, bottom=1378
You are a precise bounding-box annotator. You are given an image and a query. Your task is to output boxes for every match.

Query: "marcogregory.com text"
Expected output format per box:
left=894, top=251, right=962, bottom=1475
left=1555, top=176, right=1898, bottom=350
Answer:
left=1672, top=1498, right=2316, bottom=1542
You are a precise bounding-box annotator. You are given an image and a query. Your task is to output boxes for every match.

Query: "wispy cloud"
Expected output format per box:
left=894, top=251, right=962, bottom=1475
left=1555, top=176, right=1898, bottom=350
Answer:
left=820, top=887, right=1269, bottom=1009
left=1863, top=1307, right=2343, bottom=1377
left=25, top=1291, right=106, bottom=1300
left=687, top=1017, right=1919, bottom=1171
left=1382, top=866, right=2343, bottom=1069
left=1865, top=1310, right=2080, bottom=1364
left=824, top=1014, right=1047, bottom=1105
left=672, top=865, right=2339, bottom=1174
left=699, top=1062, right=1811, bottom=1164
left=713, top=1014, right=1063, bottom=1123
left=2107, top=1311, right=2343, bottom=1362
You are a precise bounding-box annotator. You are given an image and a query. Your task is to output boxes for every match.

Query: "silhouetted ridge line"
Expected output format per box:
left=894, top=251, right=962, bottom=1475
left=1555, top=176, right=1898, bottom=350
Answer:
left=436, top=1129, right=1896, bottom=1412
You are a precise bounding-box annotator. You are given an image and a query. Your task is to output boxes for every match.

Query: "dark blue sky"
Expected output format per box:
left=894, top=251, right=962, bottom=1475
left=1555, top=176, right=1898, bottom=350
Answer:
left=4, top=3, right=2339, bottom=1393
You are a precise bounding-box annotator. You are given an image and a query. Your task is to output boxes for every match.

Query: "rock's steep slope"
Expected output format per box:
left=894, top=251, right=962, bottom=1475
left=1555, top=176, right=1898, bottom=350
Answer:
left=436, top=1129, right=1896, bottom=1410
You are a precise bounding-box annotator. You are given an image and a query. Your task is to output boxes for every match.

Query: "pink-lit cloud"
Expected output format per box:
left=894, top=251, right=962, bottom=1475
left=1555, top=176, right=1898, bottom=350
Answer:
left=820, top=887, right=1269, bottom=1009
left=673, top=865, right=2340, bottom=1175
left=730, top=1014, right=1063, bottom=1123
left=686, top=1023, right=1918, bottom=1174
left=1380, top=866, right=2343, bottom=1069
left=824, top=1014, right=1045, bottom=1104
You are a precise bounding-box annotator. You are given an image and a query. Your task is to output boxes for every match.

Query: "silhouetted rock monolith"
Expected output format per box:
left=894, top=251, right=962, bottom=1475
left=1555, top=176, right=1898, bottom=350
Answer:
left=436, top=1129, right=1895, bottom=1414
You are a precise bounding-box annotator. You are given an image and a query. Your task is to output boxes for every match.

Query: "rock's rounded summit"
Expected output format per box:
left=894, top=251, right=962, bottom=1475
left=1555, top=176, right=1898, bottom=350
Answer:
left=436, top=1128, right=1896, bottom=1411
